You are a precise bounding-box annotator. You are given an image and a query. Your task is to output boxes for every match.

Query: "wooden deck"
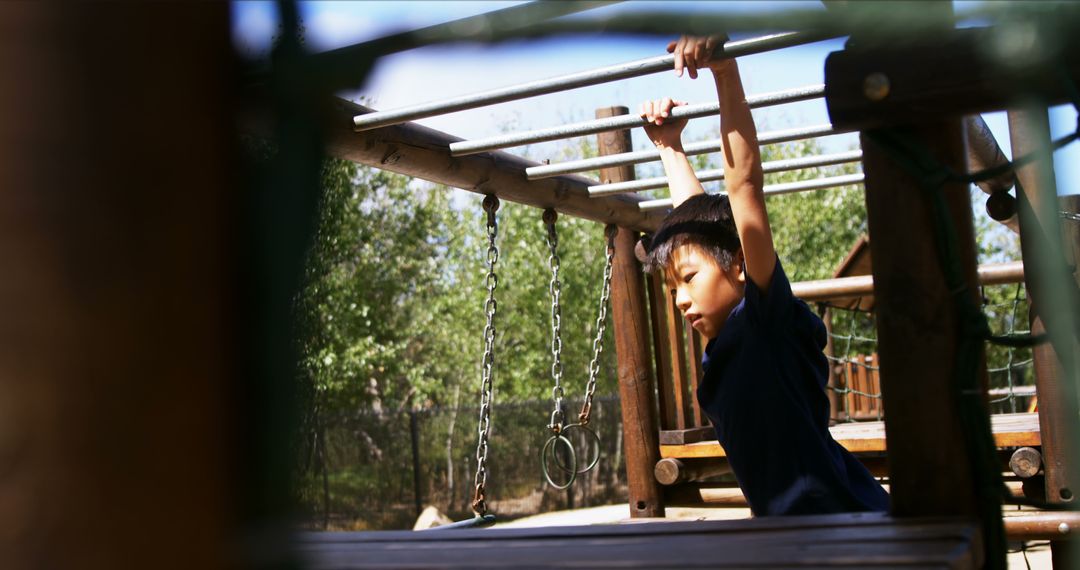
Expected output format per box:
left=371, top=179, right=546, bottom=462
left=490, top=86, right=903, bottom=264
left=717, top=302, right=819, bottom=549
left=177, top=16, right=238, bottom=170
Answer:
left=295, top=512, right=981, bottom=569
left=661, top=412, right=1040, bottom=459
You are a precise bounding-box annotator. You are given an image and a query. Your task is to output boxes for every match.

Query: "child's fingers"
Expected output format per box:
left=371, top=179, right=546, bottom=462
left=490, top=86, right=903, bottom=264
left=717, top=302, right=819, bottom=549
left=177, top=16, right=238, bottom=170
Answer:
left=650, top=100, right=663, bottom=125
left=666, top=40, right=677, bottom=53
left=672, top=37, right=685, bottom=77
left=683, top=42, right=698, bottom=79
left=660, top=97, right=674, bottom=117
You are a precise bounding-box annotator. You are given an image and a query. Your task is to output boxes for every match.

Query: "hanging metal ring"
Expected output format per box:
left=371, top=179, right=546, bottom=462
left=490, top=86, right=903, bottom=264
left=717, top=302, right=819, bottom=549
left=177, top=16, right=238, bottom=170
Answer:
left=541, top=434, right=577, bottom=489
left=551, top=423, right=601, bottom=475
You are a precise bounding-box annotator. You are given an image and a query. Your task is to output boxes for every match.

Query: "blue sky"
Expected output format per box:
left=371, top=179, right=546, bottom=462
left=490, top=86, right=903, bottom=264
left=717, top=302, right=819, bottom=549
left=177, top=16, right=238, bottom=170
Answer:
left=232, top=1, right=1079, bottom=196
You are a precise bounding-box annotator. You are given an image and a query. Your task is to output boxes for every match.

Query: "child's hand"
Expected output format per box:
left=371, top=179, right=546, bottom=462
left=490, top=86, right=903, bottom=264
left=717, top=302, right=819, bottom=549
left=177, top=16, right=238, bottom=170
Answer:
left=667, top=35, right=733, bottom=79
left=639, top=97, right=687, bottom=150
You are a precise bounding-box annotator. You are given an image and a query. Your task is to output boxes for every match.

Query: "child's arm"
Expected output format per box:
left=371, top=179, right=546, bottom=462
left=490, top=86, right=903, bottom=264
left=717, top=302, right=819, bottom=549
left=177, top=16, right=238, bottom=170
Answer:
left=674, top=36, right=776, bottom=292
left=639, top=97, right=705, bottom=207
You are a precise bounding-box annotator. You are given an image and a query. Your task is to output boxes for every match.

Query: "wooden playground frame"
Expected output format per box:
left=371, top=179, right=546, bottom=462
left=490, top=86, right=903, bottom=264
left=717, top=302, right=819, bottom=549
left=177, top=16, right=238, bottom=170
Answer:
left=6, top=2, right=1080, bottom=569
left=286, top=3, right=1080, bottom=568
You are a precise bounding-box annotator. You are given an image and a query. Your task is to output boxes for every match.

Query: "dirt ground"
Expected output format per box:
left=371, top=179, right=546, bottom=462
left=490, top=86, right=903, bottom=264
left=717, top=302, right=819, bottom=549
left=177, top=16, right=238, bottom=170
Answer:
left=494, top=504, right=1055, bottom=569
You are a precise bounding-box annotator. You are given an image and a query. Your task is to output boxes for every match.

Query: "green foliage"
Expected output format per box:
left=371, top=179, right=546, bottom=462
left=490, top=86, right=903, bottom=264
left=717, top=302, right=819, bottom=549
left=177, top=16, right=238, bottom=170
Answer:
left=295, top=159, right=462, bottom=412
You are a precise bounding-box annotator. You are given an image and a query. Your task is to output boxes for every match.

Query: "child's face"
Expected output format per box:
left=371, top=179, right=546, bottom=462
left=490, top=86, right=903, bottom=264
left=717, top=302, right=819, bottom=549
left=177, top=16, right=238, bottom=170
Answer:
left=666, top=244, right=745, bottom=339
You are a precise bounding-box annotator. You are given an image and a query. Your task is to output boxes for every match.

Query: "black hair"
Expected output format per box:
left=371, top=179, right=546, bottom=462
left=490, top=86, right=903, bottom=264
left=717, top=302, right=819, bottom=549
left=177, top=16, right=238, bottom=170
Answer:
left=644, top=193, right=741, bottom=273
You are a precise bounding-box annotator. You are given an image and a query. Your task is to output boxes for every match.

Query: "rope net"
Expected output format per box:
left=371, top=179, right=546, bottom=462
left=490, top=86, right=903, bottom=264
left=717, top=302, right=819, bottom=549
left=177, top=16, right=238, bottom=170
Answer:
left=823, top=281, right=1036, bottom=423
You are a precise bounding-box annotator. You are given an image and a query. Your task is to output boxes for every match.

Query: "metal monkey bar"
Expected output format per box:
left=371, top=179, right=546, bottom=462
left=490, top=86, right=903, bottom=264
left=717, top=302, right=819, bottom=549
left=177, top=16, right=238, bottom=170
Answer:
left=352, top=31, right=834, bottom=132
left=449, top=83, right=826, bottom=156
left=589, top=149, right=863, bottom=196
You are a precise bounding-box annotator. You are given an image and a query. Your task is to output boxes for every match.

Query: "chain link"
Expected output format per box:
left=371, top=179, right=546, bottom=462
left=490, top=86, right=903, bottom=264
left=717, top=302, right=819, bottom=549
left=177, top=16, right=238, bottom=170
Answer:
left=1061, top=210, right=1080, bottom=222
left=471, top=195, right=500, bottom=516
left=542, top=209, right=566, bottom=432
left=579, top=224, right=618, bottom=425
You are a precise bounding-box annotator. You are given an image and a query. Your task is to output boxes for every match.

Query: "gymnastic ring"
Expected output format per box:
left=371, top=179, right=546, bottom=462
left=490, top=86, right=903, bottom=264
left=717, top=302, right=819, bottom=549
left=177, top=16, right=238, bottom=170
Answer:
left=551, top=423, right=600, bottom=475
left=541, top=434, right=577, bottom=490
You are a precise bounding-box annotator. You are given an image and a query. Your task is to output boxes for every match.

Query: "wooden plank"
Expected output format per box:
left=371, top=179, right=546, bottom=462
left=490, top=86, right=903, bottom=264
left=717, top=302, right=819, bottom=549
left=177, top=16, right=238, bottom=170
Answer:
left=598, top=106, right=664, bottom=518
left=660, top=413, right=1042, bottom=459
left=295, top=514, right=981, bottom=569
left=684, top=321, right=705, bottom=427
left=823, top=308, right=843, bottom=424
left=647, top=271, right=678, bottom=430
left=658, top=427, right=715, bottom=445
left=666, top=289, right=690, bottom=430
left=854, top=356, right=869, bottom=418
left=869, top=353, right=882, bottom=419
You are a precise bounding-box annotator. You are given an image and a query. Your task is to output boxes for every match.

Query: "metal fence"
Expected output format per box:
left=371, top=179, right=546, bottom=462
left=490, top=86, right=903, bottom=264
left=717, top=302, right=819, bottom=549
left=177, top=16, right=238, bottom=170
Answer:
left=297, top=395, right=627, bottom=531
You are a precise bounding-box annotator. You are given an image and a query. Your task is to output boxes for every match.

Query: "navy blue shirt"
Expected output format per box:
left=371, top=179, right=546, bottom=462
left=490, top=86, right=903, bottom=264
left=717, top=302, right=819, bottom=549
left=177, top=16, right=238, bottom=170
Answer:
left=699, top=258, right=889, bottom=516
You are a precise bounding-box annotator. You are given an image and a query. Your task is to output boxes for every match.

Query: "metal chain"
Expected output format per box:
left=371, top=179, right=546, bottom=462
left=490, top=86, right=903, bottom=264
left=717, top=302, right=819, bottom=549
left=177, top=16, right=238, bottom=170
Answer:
left=1061, top=210, right=1080, bottom=222
left=542, top=208, right=565, bottom=433
left=579, top=224, right=618, bottom=425
left=471, top=195, right=500, bottom=516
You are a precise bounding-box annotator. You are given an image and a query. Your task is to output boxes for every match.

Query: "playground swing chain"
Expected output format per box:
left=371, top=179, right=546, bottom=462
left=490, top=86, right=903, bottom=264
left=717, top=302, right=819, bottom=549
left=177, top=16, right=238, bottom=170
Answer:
left=540, top=208, right=618, bottom=490
left=466, top=195, right=501, bottom=526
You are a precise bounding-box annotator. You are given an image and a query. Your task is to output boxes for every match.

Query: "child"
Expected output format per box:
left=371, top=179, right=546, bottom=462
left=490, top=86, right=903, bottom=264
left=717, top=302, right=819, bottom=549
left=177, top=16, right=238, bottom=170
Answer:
left=641, top=36, right=889, bottom=516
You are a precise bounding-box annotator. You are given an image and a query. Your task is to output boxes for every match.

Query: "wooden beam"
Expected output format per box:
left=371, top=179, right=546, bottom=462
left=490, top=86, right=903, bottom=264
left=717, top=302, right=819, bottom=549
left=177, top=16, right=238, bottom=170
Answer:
left=790, top=260, right=1024, bottom=303
left=598, top=106, right=664, bottom=518
left=824, top=27, right=1080, bottom=130
left=243, top=98, right=666, bottom=233
left=659, top=412, right=1042, bottom=459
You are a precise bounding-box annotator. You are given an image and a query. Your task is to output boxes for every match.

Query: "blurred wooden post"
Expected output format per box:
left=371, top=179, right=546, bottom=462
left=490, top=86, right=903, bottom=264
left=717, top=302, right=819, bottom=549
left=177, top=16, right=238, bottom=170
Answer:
left=834, top=2, right=989, bottom=530
left=0, top=5, right=236, bottom=568
left=597, top=106, right=664, bottom=518
left=1009, top=107, right=1080, bottom=569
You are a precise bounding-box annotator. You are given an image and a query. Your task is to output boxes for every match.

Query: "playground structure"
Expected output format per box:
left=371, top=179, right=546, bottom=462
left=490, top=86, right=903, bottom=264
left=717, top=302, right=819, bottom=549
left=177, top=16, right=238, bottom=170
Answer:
left=3, top=2, right=1080, bottom=569
left=284, top=2, right=1080, bottom=568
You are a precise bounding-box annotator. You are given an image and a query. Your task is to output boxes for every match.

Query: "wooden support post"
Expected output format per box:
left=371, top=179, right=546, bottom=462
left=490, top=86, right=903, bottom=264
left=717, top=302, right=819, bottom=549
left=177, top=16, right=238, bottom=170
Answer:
left=597, top=106, right=664, bottom=518
left=859, top=117, right=984, bottom=519
left=1009, top=107, right=1080, bottom=569
left=0, top=5, right=236, bottom=568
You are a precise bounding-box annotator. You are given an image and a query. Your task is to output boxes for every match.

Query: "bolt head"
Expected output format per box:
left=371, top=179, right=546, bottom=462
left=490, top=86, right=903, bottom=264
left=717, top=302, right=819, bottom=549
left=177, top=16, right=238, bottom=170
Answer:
left=986, top=191, right=1017, bottom=221
left=863, top=72, right=891, bottom=102
left=1059, top=522, right=1070, bottom=535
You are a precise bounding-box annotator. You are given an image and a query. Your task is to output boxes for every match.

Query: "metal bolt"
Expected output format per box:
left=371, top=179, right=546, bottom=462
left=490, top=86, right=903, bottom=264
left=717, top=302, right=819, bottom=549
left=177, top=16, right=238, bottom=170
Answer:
left=863, top=72, right=891, bottom=102
left=1059, top=522, right=1070, bottom=535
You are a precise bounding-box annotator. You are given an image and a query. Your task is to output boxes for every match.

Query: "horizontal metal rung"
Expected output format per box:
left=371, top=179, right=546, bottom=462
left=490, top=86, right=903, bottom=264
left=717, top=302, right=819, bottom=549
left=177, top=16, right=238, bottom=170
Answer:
left=637, top=172, right=866, bottom=211
left=449, top=84, right=825, bottom=157
left=352, top=32, right=831, bottom=132
left=527, top=123, right=854, bottom=180
left=589, top=149, right=863, bottom=196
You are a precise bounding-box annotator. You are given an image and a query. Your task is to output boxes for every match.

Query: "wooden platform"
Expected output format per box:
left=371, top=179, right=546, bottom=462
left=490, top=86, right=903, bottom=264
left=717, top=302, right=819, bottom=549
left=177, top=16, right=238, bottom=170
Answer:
left=660, top=412, right=1040, bottom=459
left=295, top=512, right=982, bottom=569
